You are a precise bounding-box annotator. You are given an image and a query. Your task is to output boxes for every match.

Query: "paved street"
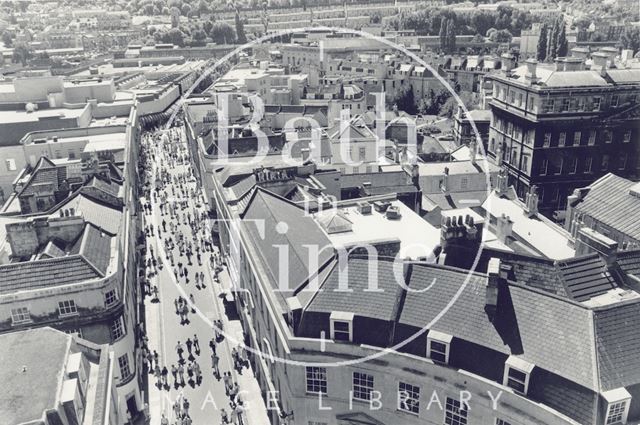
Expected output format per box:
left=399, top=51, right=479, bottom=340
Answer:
left=139, top=125, right=268, bottom=425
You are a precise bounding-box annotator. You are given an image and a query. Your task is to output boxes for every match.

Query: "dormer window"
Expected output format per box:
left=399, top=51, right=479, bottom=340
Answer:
left=603, top=388, right=631, bottom=424
left=330, top=311, right=353, bottom=342
left=503, top=356, right=534, bottom=395
left=427, top=330, right=452, bottom=364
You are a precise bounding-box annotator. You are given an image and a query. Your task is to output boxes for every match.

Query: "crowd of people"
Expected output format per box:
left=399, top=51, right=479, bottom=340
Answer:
left=138, top=125, right=249, bottom=425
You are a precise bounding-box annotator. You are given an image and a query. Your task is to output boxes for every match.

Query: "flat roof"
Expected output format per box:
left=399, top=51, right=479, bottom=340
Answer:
left=318, top=200, right=441, bottom=260
left=0, top=328, right=70, bottom=425
left=417, top=159, right=499, bottom=176
left=0, top=106, right=88, bottom=124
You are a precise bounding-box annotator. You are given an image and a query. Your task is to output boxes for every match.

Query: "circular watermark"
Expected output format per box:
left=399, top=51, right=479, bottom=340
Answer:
left=156, top=26, right=492, bottom=369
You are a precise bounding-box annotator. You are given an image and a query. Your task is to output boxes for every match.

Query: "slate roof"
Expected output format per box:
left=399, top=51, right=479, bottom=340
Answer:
left=241, top=188, right=333, bottom=294
left=54, top=194, right=122, bottom=235
left=593, top=300, right=640, bottom=391
left=85, top=176, right=122, bottom=198
left=617, top=250, right=640, bottom=278
left=574, top=173, right=640, bottom=241
left=556, top=255, right=617, bottom=302
left=0, top=223, right=113, bottom=294
left=0, top=255, right=102, bottom=295
left=306, top=257, right=405, bottom=322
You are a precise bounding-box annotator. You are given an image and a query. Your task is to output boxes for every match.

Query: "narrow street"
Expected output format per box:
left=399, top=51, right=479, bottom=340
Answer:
left=139, top=125, right=269, bottom=425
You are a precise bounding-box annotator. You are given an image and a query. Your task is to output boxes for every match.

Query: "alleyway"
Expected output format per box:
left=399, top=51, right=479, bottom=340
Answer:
left=139, top=125, right=269, bottom=425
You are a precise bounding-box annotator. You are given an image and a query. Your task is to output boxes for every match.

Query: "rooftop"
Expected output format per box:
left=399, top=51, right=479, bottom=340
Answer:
left=0, top=327, right=71, bottom=425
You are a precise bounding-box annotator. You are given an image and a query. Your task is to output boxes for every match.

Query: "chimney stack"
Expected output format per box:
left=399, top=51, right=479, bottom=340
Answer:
left=523, top=185, right=539, bottom=217
left=440, top=167, right=449, bottom=194
left=496, top=168, right=509, bottom=195
left=576, top=227, right=618, bottom=266
left=469, top=139, right=477, bottom=165
left=590, top=52, right=609, bottom=76
left=485, top=257, right=501, bottom=320
left=496, top=213, right=514, bottom=244
left=501, top=53, right=515, bottom=73
left=571, top=47, right=590, bottom=60
left=524, top=58, right=538, bottom=85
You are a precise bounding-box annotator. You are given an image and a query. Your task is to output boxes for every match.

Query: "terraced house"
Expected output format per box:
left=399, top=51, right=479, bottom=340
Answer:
left=0, top=120, right=143, bottom=424
left=486, top=50, right=640, bottom=218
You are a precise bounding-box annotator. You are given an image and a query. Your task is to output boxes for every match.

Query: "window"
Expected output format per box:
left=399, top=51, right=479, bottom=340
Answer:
left=619, top=154, right=628, bottom=170
left=330, top=312, right=353, bottom=342
left=603, top=388, right=632, bottom=425
left=593, top=97, right=601, bottom=111
left=558, top=132, right=566, bottom=147
left=460, top=177, right=468, bottom=190
left=358, top=147, right=366, bottom=161
left=602, top=154, right=610, bottom=170
left=562, top=98, right=570, bottom=111
left=496, top=420, right=512, bottom=425
left=105, top=289, right=118, bottom=306
left=551, top=188, right=559, bottom=202
left=444, top=397, right=468, bottom=425
left=305, top=367, right=327, bottom=394
left=503, top=356, right=534, bottom=395
left=604, top=130, right=613, bottom=143
left=522, top=155, right=529, bottom=172
left=58, top=300, right=77, bottom=316
left=352, top=372, right=374, bottom=401
left=539, top=158, right=548, bottom=175
left=118, top=353, right=131, bottom=379
left=588, top=130, right=596, bottom=145
left=65, top=328, right=83, bottom=338
left=585, top=156, right=593, bottom=173
left=606, top=401, right=627, bottom=424
left=543, top=132, right=551, bottom=147
left=427, top=331, right=452, bottom=364
left=542, top=99, right=554, bottom=113
left=111, top=316, right=125, bottom=340
left=398, top=382, right=420, bottom=415
left=569, top=157, right=577, bottom=174
left=623, top=130, right=631, bottom=143
left=573, top=131, right=581, bottom=146
left=11, top=307, right=31, bottom=324
left=509, top=91, right=515, bottom=104
left=556, top=158, right=564, bottom=175
left=611, top=95, right=619, bottom=107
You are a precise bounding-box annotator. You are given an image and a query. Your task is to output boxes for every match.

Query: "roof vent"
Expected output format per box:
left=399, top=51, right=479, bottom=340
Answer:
left=373, top=200, right=390, bottom=213
left=357, top=201, right=372, bottom=215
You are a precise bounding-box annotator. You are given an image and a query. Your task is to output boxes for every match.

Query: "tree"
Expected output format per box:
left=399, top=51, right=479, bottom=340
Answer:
left=235, top=9, right=247, bottom=44
left=439, top=18, right=448, bottom=51
left=181, top=3, right=192, bottom=16
left=210, top=22, right=236, bottom=44
left=170, top=7, right=180, bottom=27
left=198, top=0, right=210, bottom=16
left=1, top=30, right=11, bottom=47
left=166, top=28, right=185, bottom=46
left=446, top=19, right=456, bottom=53
left=546, top=17, right=559, bottom=60
left=556, top=22, right=568, bottom=58
left=620, top=27, right=640, bottom=54
left=203, top=20, right=214, bottom=36
left=439, top=92, right=476, bottom=118
left=488, top=28, right=512, bottom=43
left=12, top=41, right=31, bottom=66
left=536, top=23, right=547, bottom=62
left=388, top=85, right=415, bottom=114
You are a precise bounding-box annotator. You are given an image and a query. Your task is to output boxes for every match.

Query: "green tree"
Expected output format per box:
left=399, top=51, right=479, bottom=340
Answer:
left=210, top=22, right=236, bottom=44
left=536, top=23, right=547, bottom=62
left=620, top=27, right=640, bottom=54
left=546, top=18, right=558, bottom=60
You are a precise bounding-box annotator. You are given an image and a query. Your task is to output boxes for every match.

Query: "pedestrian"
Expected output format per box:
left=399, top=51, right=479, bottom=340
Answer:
left=178, top=364, right=185, bottom=385
left=173, top=399, right=181, bottom=418
left=187, top=361, right=193, bottom=379
left=209, top=337, right=217, bottom=355
left=189, top=293, right=196, bottom=313
left=220, top=408, right=229, bottom=424
left=231, top=347, right=238, bottom=369
left=176, top=341, right=184, bottom=359
left=223, top=372, right=232, bottom=395
left=174, top=298, right=179, bottom=314
left=183, top=398, right=190, bottom=417
left=160, top=413, right=169, bottom=425
left=154, top=364, right=161, bottom=383
left=186, top=337, right=193, bottom=355
left=193, top=334, right=200, bottom=352
left=230, top=382, right=239, bottom=402
left=171, top=364, right=177, bottom=382
left=193, top=360, right=201, bottom=384
left=211, top=352, right=220, bottom=377
left=161, top=366, right=168, bottom=385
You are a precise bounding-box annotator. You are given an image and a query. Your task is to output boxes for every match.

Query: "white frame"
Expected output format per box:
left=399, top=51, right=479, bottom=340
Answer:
left=603, top=388, right=632, bottom=425
left=427, top=330, right=453, bottom=364
left=503, top=356, right=534, bottom=395
left=104, top=289, right=118, bottom=307
left=305, top=366, right=328, bottom=395
left=11, top=306, right=31, bottom=324
left=111, top=315, right=125, bottom=340
left=397, top=381, right=420, bottom=415
left=352, top=371, right=374, bottom=401
left=58, top=299, right=78, bottom=317
left=118, top=353, right=131, bottom=380
left=330, top=311, right=353, bottom=342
